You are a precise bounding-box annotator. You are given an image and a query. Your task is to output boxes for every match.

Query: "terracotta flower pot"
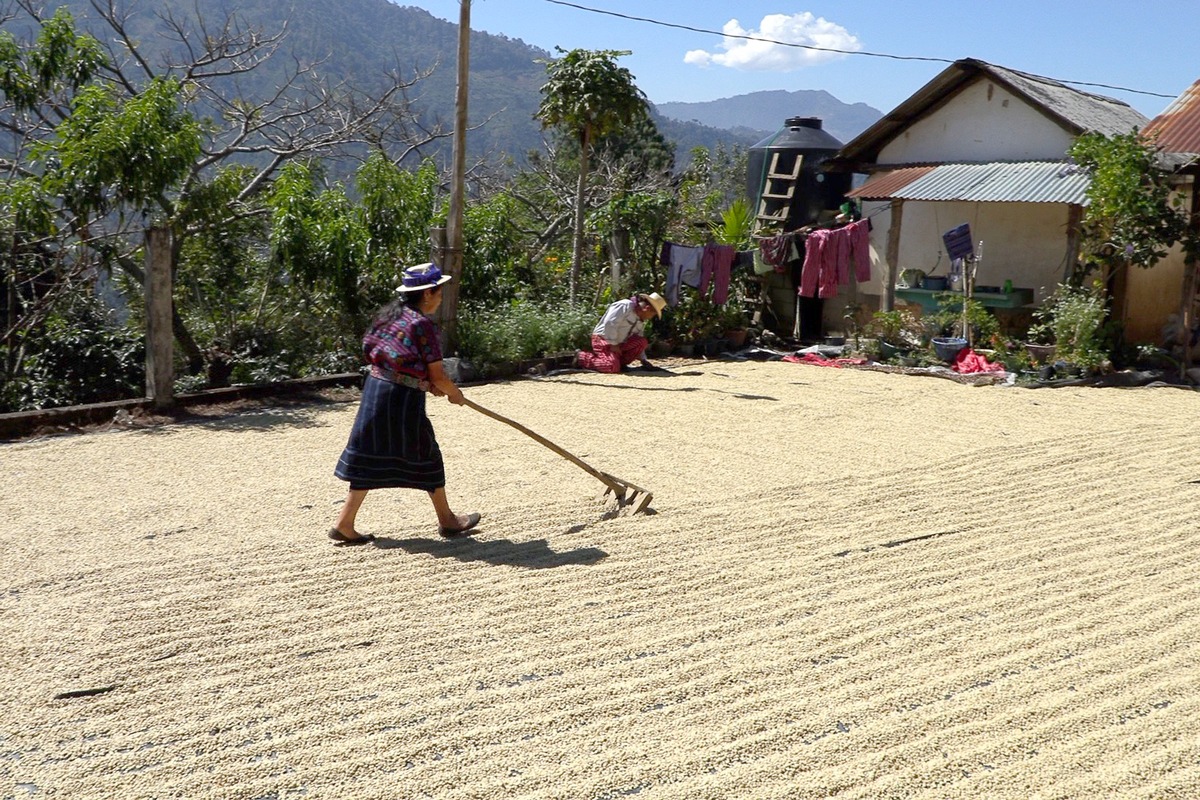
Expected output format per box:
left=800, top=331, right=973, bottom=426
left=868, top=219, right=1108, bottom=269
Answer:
left=1025, top=343, right=1056, bottom=364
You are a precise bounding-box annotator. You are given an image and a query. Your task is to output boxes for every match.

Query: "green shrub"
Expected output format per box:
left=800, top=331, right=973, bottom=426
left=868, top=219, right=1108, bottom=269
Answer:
left=1, top=290, right=144, bottom=412
left=865, top=308, right=923, bottom=348
left=932, top=294, right=1000, bottom=344
left=457, top=301, right=594, bottom=374
left=1036, top=284, right=1110, bottom=369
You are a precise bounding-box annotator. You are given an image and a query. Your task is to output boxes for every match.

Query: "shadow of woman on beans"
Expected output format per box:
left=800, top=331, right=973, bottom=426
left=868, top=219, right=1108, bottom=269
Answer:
left=374, top=536, right=607, bottom=569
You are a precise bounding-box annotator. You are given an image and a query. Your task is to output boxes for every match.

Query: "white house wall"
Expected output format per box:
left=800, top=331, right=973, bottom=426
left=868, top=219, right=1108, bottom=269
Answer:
left=894, top=201, right=1070, bottom=301
left=878, top=79, right=1076, bottom=164
left=842, top=199, right=1071, bottom=332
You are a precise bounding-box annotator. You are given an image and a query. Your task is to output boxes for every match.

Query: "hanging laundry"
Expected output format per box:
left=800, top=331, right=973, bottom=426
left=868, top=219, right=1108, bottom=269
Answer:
left=660, top=241, right=704, bottom=306
left=758, top=232, right=797, bottom=272
left=799, top=228, right=828, bottom=298
left=753, top=248, right=774, bottom=275
left=798, top=220, right=873, bottom=298
left=847, top=218, right=872, bottom=282
left=820, top=227, right=849, bottom=298
left=701, top=243, right=736, bottom=304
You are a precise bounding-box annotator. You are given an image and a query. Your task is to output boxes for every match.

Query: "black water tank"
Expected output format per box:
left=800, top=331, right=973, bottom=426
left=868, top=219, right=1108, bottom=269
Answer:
left=746, top=117, right=850, bottom=230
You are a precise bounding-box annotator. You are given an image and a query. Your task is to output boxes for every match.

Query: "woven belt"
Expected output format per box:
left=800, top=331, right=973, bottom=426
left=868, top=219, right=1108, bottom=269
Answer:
left=372, top=369, right=427, bottom=391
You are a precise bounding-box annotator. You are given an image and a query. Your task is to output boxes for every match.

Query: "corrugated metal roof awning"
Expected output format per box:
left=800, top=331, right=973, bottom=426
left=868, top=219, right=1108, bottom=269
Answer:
left=846, top=166, right=934, bottom=199
left=1144, top=78, right=1200, bottom=157
left=847, top=161, right=1091, bottom=204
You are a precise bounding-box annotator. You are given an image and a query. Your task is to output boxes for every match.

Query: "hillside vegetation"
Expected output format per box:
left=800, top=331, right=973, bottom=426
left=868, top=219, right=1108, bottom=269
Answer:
left=31, top=0, right=876, bottom=161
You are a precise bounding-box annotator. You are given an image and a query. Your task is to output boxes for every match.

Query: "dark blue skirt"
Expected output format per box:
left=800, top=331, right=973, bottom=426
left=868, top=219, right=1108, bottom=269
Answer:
left=334, top=375, right=446, bottom=491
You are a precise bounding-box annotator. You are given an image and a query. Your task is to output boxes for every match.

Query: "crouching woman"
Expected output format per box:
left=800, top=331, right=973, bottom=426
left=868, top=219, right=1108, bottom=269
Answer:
left=576, top=292, right=666, bottom=373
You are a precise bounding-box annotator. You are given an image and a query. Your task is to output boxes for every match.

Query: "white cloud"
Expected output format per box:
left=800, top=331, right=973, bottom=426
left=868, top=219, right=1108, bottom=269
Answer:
left=684, top=13, right=862, bottom=71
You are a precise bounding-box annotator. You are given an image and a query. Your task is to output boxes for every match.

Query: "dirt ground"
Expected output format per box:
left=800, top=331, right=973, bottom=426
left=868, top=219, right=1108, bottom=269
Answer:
left=2, top=359, right=1199, bottom=799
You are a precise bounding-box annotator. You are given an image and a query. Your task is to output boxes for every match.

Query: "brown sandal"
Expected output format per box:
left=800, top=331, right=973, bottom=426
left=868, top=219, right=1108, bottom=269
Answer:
left=328, top=528, right=375, bottom=546
left=438, top=512, right=481, bottom=539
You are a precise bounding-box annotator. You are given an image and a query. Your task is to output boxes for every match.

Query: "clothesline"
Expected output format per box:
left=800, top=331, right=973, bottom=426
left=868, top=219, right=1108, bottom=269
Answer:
left=659, top=241, right=751, bottom=307
left=751, top=219, right=872, bottom=299
left=658, top=209, right=880, bottom=309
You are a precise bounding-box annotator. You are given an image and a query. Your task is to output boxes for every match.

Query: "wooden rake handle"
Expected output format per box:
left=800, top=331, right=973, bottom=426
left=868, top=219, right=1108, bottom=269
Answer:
left=461, top=397, right=626, bottom=494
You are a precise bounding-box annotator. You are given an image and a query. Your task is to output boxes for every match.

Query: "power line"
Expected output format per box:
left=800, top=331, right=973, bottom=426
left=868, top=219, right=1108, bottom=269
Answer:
left=542, top=0, right=1177, bottom=101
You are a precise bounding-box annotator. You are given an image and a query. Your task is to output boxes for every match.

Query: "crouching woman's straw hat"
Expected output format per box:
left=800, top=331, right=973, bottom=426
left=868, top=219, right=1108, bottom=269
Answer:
left=640, top=292, right=667, bottom=318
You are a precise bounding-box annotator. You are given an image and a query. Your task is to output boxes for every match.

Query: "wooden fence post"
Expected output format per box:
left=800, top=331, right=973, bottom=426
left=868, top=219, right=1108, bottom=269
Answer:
left=883, top=200, right=903, bottom=312
left=144, top=225, right=174, bottom=407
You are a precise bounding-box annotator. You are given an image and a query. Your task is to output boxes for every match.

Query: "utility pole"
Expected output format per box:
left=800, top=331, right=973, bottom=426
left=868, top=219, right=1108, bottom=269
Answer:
left=440, top=0, right=470, bottom=353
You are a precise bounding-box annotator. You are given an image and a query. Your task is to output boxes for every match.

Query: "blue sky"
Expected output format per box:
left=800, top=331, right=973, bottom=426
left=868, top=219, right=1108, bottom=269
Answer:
left=406, top=0, right=1194, bottom=120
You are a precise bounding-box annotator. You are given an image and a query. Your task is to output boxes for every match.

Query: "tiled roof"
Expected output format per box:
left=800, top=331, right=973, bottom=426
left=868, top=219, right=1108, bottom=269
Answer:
left=986, top=63, right=1148, bottom=138
left=834, top=59, right=1149, bottom=169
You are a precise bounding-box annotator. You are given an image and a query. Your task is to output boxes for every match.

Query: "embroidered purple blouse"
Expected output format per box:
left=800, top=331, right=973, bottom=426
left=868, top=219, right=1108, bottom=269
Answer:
left=362, top=306, right=442, bottom=382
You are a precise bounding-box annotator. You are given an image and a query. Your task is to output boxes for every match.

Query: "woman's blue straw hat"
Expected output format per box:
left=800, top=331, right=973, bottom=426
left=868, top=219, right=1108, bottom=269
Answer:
left=396, top=262, right=452, bottom=293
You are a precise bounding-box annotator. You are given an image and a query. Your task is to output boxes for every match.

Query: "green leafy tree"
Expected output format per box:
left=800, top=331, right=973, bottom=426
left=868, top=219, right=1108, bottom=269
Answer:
left=461, top=191, right=535, bottom=308
left=0, top=287, right=144, bottom=411
left=1069, top=131, right=1189, bottom=281
left=39, top=77, right=202, bottom=215
left=2, top=2, right=443, bottom=406
left=1067, top=131, right=1200, bottom=373
left=536, top=47, right=650, bottom=302
left=671, top=144, right=749, bottom=241
left=1, top=8, right=111, bottom=395
left=268, top=154, right=446, bottom=326
left=591, top=186, right=676, bottom=298
left=357, top=153, right=441, bottom=282
left=267, top=161, right=368, bottom=321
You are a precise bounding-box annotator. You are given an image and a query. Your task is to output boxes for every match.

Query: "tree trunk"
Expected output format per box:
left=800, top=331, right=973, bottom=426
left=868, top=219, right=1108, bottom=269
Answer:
left=1183, top=178, right=1200, bottom=381
left=609, top=227, right=630, bottom=296
left=114, top=256, right=203, bottom=375
left=570, top=126, right=592, bottom=305
left=4, top=257, right=16, bottom=382
left=1064, top=204, right=1083, bottom=284
left=1180, top=260, right=1199, bottom=380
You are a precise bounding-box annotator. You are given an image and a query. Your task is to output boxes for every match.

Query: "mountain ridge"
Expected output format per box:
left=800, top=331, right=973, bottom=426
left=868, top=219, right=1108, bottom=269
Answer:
left=655, top=90, right=884, bottom=146
left=22, top=1, right=882, bottom=164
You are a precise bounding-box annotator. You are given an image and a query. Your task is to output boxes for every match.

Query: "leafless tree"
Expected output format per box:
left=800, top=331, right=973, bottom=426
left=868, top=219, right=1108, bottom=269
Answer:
left=4, top=0, right=451, bottom=373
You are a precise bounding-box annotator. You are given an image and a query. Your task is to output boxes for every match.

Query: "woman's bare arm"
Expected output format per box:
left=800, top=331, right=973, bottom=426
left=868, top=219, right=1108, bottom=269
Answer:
left=426, top=360, right=465, bottom=404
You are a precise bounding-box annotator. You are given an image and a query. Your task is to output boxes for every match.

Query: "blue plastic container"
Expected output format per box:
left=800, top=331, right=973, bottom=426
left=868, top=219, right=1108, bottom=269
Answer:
left=932, top=336, right=968, bottom=361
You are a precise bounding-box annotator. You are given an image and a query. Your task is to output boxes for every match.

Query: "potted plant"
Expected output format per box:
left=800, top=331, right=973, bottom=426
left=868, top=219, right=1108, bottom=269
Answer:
left=716, top=295, right=750, bottom=347
left=648, top=337, right=675, bottom=358
left=1024, top=319, right=1056, bottom=365
left=1032, top=283, right=1110, bottom=374
left=986, top=334, right=1032, bottom=373
left=932, top=293, right=999, bottom=345
left=657, top=292, right=720, bottom=354
left=865, top=308, right=922, bottom=360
